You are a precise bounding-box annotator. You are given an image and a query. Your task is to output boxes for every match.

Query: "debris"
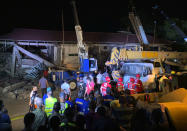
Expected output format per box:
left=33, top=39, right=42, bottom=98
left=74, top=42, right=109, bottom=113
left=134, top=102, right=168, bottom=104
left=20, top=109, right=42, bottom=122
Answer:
left=158, top=88, right=187, bottom=103
left=7, top=92, right=16, bottom=99
left=2, top=81, right=26, bottom=93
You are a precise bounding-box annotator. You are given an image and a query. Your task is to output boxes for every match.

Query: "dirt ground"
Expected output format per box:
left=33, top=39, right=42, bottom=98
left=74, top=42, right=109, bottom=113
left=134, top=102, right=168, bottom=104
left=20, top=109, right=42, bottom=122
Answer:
left=0, top=85, right=78, bottom=131
left=0, top=96, right=29, bottom=131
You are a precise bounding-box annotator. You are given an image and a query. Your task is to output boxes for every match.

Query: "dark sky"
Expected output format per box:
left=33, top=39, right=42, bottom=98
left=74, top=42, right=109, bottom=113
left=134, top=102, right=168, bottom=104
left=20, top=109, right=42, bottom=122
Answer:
left=0, top=0, right=186, bottom=34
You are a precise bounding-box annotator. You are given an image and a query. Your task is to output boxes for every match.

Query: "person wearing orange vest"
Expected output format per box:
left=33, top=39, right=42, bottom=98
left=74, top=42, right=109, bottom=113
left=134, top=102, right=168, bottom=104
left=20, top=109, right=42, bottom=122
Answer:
left=127, top=78, right=136, bottom=94
left=100, top=76, right=112, bottom=96
left=116, top=77, right=124, bottom=93
left=135, top=74, right=143, bottom=93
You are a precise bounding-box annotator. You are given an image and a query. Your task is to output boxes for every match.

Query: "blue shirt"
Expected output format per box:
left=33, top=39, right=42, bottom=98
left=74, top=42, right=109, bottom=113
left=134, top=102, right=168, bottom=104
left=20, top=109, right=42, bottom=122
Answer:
left=65, top=101, right=74, bottom=108
left=43, top=94, right=48, bottom=105
left=0, top=112, right=11, bottom=124
left=75, top=98, right=90, bottom=115
left=39, top=77, right=48, bottom=88
left=103, top=95, right=114, bottom=107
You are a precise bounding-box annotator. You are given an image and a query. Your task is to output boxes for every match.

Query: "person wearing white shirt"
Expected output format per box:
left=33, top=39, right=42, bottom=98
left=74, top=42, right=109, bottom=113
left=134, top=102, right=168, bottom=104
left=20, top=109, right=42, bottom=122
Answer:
left=96, top=71, right=103, bottom=89
left=61, top=80, right=70, bottom=100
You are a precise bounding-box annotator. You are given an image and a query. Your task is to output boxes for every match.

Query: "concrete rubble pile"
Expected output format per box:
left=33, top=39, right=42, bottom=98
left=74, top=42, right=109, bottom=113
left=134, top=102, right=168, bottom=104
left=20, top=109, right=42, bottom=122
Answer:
left=158, top=88, right=187, bottom=104
left=0, top=79, right=38, bottom=101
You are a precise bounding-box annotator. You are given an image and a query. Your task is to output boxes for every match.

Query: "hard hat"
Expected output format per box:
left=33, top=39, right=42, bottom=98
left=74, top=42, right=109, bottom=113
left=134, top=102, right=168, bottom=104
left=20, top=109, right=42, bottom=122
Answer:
left=130, top=77, right=135, bottom=83
left=171, top=71, right=176, bottom=74
left=118, top=77, right=123, bottom=82
left=105, top=76, right=111, bottom=82
left=136, top=74, right=140, bottom=78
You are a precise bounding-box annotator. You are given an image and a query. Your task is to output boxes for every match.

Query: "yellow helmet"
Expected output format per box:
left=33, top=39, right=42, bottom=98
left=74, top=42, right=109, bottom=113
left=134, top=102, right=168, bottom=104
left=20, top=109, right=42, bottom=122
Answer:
left=171, top=71, right=176, bottom=74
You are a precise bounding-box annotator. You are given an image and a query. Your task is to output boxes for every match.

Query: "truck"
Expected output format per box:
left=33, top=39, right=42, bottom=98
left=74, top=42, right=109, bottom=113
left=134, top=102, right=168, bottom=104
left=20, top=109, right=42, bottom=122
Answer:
left=50, top=0, right=97, bottom=89
left=105, top=9, right=187, bottom=91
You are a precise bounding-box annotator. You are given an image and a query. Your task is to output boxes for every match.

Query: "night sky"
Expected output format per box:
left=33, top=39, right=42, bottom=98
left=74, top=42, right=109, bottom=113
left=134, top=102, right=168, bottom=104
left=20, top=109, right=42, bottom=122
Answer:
left=0, top=0, right=186, bottom=35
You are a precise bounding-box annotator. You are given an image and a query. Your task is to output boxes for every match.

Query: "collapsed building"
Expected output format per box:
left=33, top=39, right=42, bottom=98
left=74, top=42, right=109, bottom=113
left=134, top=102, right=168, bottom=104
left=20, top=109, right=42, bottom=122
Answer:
left=0, top=28, right=171, bottom=80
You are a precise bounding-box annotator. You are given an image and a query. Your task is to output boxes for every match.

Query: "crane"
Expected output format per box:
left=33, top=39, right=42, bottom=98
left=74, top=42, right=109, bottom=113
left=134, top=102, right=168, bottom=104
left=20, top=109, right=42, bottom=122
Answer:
left=70, top=0, right=97, bottom=73
left=153, top=5, right=187, bottom=43
left=129, top=9, right=149, bottom=45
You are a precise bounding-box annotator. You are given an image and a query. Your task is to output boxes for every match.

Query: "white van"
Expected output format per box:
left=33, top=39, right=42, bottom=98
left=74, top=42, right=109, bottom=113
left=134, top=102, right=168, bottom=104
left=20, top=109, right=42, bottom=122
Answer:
left=121, top=62, right=162, bottom=91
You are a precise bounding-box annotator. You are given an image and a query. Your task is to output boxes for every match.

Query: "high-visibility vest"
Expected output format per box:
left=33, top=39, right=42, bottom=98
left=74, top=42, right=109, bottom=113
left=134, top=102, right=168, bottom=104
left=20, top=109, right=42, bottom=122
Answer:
left=135, top=79, right=143, bottom=92
left=59, top=102, right=69, bottom=114
left=45, top=97, right=57, bottom=117
left=60, top=122, right=76, bottom=127
left=100, top=82, right=111, bottom=96
left=128, top=83, right=136, bottom=94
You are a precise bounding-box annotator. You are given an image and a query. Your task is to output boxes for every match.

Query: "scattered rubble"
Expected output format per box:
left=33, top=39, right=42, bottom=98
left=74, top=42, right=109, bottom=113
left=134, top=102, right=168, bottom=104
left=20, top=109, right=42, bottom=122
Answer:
left=158, top=88, right=187, bottom=103
left=0, top=77, right=39, bottom=102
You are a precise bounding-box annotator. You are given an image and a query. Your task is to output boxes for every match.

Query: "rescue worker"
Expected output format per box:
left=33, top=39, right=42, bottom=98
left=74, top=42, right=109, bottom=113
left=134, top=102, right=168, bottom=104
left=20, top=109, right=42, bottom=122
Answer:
left=60, top=107, right=77, bottom=130
left=84, top=77, right=95, bottom=99
left=59, top=92, right=74, bottom=116
left=48, top=102, right=62, bottom=125
left=159, top=74, right=169, bottom=93
left=32, top=98, right=47, bottom=131
left=77, top=77, right=86, bottom=99
left=116, top=77, right=124, bottom=93
left=96, top=70, right=103, bottom=90
left=0, top=100, right=11, bottom=130
left=169, top=71, right=178, bottom=90
left=44, top=87, right=57, bottom=117
left=100, top=76, right=112, bottom=96
left=75, top=97, right=90, bottom=115
left=135, top=74, right=144, bottom=93
left=59, top=92, right=68, bottom=116
left=103, top=87, right=114, bottom=108
left=38, top=74, right=49, bottom=98
left=61, top=80, right=71, bottom=101
left=127, top=78, right=136, bottom=94
left=29, top=86, right=39, bottom=112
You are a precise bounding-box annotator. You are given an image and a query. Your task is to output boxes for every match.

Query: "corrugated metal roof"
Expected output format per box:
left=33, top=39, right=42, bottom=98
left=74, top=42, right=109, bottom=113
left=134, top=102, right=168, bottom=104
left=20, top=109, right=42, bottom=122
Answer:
left=0, top=28, right=169, bottom=44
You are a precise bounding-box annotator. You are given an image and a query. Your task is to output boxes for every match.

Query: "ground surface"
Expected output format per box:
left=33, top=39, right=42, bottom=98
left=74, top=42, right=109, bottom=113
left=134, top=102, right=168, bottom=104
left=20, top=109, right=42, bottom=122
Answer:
left=0, top=97, right=28, bottom=131
left=0, top=83, right=78, bottom=131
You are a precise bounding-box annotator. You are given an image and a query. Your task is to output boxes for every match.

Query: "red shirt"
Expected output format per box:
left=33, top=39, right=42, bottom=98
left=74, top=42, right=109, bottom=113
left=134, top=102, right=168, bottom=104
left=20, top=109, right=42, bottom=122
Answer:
left=135, top=79, right=143, bottom=93
left=100, top=82, right=111, bottom=96
left=43, top=70, right=48, bottom=77
left=128, top=83, right=136, bottom=94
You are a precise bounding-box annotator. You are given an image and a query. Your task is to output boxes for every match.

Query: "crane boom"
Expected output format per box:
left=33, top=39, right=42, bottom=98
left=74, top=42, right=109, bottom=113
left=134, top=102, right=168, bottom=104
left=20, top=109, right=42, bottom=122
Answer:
left=129, top=11, right=149, bottom=45
left=108, top=47, right=187, bottom=65
left=71, top=0, right=88, bottom=60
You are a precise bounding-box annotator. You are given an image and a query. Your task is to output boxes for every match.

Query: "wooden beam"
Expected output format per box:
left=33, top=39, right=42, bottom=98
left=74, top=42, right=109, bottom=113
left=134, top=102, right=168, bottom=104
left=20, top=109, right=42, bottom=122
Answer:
left=15, top=45, right=55, bottom=67
left=11, top=46, right=16, bottom=77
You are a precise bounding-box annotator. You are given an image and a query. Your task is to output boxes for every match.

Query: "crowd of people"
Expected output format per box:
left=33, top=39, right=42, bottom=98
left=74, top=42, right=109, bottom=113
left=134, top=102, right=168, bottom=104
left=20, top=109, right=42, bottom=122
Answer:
left=0, top=69, right=175, bottom=131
